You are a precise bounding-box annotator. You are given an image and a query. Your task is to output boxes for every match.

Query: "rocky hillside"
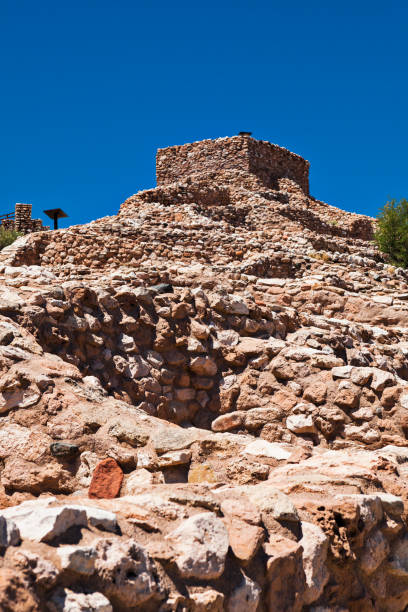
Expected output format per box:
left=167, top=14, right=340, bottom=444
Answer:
left=0, top=135, right=407, bottom=611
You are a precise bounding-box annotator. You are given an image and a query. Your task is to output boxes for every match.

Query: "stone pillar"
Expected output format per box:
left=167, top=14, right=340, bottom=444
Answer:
left=13, top=204, right=45, bottom=234
left=14, top=203, right=33, bottom=233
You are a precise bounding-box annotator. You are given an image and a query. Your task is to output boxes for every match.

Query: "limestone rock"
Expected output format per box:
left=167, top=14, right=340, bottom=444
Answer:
left=371, top=368, right=395, bottom=392
left=0, top=516, right=20, bottom=549
left=190, top=356, right=217, bottom=376
left=286, top=414, right=317, bottom=434
left=167, top=512, right=229, bottom=579
left=242, top=439, right=292, bottom=460
left=227, top=573, right=262, bottom=612
left=388, top=535, right=408, bottom=576
left=0, top=567, right=39, bottom=611
left=211, top=412, right=243, bottom=432
left=360, top=529, right=389, bottom=574
left=79, top=506, right=117, bottom=532
left=190, top=589, right=224, bottom=611
left=57, top=545, right=97, bottom=575
left=244, top=483, right=299, bottom=526
left=1, top=502, right=87, bottom=542
left=123, top=469, right=155, bottom=492
left=300, top=522, right=329, bottom=604
left=94, top=538, right=162, bottom=608
left=222, top=501, right=264, bottom=562
left=48, top=588, right=112, bottom=612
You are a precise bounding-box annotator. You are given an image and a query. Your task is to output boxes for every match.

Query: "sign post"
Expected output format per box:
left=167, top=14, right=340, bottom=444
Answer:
left=43, top=208, right=68, bottom=230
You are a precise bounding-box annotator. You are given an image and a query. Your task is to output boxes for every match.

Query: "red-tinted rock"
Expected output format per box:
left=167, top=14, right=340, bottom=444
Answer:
left=88, top=458, right=123, bottom=499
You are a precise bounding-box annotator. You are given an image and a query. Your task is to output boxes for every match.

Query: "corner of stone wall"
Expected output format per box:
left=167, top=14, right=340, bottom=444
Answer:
left=0, top=232, right=49, bottom=267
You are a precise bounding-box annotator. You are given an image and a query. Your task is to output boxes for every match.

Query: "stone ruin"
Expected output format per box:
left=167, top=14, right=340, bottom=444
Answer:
left=0, top=136, right=407, bottom=610
left=156, top=134, right=310, bottom=194
left=1, top=202, right=49, bottom=234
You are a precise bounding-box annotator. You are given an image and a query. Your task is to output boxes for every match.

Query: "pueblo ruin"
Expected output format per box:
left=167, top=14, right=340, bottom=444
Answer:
left=0, top=135, right=406, bottom=611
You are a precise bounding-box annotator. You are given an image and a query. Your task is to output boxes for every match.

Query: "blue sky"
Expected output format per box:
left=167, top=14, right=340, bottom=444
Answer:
left=0, top=0, right=407, bottom=228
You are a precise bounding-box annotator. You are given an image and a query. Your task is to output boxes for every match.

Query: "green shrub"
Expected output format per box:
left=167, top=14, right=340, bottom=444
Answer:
left=0, top=226, right=22, bottom=250
left=374, top=199, right=408, bottom=268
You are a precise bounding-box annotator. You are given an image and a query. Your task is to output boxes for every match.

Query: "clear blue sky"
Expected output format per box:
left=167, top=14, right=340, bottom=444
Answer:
left=0, top=0, right=407, bottom=228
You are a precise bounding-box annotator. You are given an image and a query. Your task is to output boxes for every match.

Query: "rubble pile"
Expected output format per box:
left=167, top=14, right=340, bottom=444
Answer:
left=0, top=135, right=406, bottom=610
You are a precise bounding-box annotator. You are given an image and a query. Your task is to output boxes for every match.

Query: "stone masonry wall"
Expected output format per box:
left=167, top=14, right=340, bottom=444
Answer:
left=246, top=137, right=310, bottom=194
left=156, top=135, right=310, bottom=194
left=2, top=203, right=49, bottom=234
left=0, top=137, right=375, bottom=271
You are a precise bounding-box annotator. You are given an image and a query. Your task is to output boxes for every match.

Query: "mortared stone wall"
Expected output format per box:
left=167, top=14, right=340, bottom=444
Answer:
left=156, top=135, right=310, bottom=194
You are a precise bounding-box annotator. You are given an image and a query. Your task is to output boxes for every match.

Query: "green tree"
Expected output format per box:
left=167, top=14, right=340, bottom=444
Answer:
left=0, top=227, right=22, bottom=250
left=374, top=199, right=408, bottom=268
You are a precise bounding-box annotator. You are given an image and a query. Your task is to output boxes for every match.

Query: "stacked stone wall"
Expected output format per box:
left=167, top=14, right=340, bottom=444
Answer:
left=120, top=181, right=231, bottom=212
left=156, top=136, right=310, bottom=194
left=0, top=135, right=404, bottom=612
left=277, top=201, right=374, bottom=241
left=14, top=203, right=33, bottom=232
left=1, top=138, right=375, bottom=271
left=156, top=137, right=249, bottom=186
left=3, top=200, right=374, bottom=272
left=2, top=203, right=48, bottom=234
left=246, top=138, right=310, bottom=194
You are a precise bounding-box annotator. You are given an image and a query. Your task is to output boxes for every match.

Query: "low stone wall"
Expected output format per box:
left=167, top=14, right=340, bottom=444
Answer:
left=120, top=181, right=231, bottom=212
left=277, top=201, right=374, bottom=240
left=0, top=139, right=374, bottom=273
left=0, top=200, right=374, bottom=274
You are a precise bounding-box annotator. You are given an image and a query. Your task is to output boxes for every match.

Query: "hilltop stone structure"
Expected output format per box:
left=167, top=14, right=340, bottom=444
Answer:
left=156, top=135, right=310, bottom=193
left=1, top=136, right=373, bottom=272
left=0, top=136, right=407, bottom=610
